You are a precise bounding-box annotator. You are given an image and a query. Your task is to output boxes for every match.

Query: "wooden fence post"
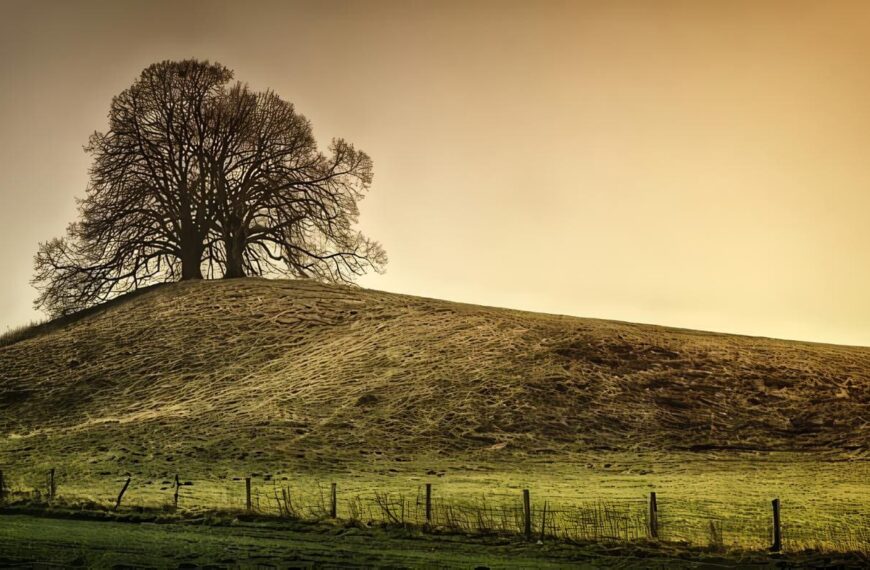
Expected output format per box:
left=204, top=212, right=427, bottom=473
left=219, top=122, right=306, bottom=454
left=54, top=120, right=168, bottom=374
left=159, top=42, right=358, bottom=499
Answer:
left=522, top=489, right=532, bottom=540
left=173, top=474, right=180, bottom=509
left=771, top=498, right=782, bottom=552
left=245, top=477, right=252, bottom=511
left=425, top=483, right=432, bottom=526
left=0, top=469, right=5, bottom=503
left=649, top=492, right=658, bottom=539
left=540, top=500, right=548, bottom=542
left=115, top=477, right=131, bottom=510
left=330, top=483, right=337, bottom=518
left=48, top=468, right=56, bottom=501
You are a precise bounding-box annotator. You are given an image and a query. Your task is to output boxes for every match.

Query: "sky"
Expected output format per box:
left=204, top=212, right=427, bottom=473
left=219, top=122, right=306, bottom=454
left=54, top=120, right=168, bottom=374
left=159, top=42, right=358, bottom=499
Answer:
left=1, top=0, right=869, bottom=346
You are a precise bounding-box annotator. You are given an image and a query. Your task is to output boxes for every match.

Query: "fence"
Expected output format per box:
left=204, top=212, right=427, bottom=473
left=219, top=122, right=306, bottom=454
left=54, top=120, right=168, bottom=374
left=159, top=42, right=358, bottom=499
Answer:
left=0, top=467, right=868, bottom=554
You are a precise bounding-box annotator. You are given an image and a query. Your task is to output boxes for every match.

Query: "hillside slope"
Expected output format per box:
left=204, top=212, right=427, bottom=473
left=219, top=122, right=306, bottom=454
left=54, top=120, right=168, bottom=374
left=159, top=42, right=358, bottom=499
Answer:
left=1, top=279, right=868, bottom=474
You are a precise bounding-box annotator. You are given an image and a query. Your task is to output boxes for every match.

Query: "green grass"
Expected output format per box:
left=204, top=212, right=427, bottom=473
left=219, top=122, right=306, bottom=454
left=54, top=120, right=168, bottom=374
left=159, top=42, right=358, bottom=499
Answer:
left=0, top=513, right=866, bottom=569
left=3, top=452, right=868, bottom=553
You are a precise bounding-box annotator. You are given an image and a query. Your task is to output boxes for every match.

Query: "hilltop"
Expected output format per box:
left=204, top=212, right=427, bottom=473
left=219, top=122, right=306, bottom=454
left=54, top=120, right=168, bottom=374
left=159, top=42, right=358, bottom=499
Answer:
left=0, top=278, right=868, bottom=478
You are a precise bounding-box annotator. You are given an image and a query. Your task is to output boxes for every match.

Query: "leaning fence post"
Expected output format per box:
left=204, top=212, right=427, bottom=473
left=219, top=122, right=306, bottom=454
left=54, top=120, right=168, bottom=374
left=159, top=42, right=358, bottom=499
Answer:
left=649, top=492, right=658, bottom=539
left=48, top=468, right=56, bottom=501
left=522, top=489, right=532, bottom=540
left=330, top=482, right=337, bottom=518
left=115, top=477, right=131, bottom=510
left=245, top=477, right=252, bottom=511
left=771, top=498, right=782, bottom=552
left=425, top=483, right=432, bottom=527
left=173, top=474, right=180, bottom=509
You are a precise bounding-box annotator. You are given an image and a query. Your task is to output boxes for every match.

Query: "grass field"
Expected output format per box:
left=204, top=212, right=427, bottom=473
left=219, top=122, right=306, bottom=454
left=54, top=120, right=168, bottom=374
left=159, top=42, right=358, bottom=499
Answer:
left=1, top=512, right=867, bottom=569
left=1, top=279, right=868, bottom=564
left=3, top=452, right=868, bottom=553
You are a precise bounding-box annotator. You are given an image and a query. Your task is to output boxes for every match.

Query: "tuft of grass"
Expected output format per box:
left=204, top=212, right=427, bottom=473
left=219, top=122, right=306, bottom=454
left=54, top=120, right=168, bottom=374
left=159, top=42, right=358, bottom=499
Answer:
left=0, top=320, right=46, bottom=348
left=0, top=282, right=168, bottom=349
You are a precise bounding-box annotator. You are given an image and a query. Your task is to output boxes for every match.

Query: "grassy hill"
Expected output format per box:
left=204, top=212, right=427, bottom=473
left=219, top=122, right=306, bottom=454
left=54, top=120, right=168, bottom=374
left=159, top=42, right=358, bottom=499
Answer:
left=2, top=278, right=869, bottom=554
left=1, top=278, right=867, bottom=473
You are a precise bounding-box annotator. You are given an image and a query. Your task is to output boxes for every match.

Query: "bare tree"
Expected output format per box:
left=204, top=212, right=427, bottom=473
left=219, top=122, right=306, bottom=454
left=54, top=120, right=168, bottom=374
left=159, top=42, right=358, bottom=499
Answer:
left=204, top=87, right=386, bottom=281
left=85, top=59, right=233, bottom=281
left=33, top=59, right=385, bottom=317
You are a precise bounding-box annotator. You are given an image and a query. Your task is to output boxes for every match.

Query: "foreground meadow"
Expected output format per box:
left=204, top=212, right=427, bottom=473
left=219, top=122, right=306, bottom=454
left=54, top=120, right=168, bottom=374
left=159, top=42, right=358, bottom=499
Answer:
left=3, top=452, right=867, bottom=554
left=5, top=513, right=867, bottom=569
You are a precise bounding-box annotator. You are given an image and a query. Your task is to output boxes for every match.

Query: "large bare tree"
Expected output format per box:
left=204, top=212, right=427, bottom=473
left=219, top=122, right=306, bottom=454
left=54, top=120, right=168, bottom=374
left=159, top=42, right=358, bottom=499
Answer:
left=87, top=59, right=233, bottom=280
left=33, top=59, right=386, bottom=317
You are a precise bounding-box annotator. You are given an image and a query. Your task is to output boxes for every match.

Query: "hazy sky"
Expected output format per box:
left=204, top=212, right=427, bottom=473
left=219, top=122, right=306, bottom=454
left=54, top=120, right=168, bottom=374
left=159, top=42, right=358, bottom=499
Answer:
left=1, top=0, right=869, bottom=346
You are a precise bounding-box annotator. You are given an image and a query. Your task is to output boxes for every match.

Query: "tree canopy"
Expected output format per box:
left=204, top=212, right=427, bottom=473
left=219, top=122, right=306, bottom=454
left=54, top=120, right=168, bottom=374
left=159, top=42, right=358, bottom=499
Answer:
left=33, top=59, right=386, bottom=316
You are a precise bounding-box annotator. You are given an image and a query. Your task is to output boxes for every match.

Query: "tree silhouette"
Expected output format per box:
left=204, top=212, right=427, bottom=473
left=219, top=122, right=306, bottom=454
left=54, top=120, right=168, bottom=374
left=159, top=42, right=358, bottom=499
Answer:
left=204, top=86, right=384, bottom=280
left=33, top=59, right=385, bottom=316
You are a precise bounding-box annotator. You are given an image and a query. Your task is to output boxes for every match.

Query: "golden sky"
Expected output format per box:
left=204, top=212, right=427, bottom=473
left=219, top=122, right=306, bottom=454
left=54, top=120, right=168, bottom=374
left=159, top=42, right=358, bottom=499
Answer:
left=1, top=0, right=869, bottom=346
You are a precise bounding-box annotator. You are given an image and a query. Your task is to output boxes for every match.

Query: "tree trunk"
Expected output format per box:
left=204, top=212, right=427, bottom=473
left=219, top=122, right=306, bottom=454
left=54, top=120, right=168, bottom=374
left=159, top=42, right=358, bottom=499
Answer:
left=179, top=221, right=204, bottom=280
left=179, top=194, right=204, bottom=281
left=223, top=233, right=246, bottom=279
left=180, top=242, right=204, bottom=280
